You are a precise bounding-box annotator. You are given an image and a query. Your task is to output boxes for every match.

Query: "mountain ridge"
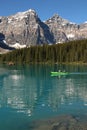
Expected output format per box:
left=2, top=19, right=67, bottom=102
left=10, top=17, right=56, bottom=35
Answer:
left=0, top=9, right=87, bottom=53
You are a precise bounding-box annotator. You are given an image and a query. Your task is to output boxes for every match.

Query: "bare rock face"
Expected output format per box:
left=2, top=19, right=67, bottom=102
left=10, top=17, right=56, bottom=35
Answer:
left=45, top=14, right=82, bottom=43
left=0, top=9, right=87, bottom=51
left=0, top=9, right=54, bottom=47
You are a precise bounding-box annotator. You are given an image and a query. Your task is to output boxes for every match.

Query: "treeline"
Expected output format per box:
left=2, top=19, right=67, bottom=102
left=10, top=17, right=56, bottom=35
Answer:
left=0, top=39, right=87, bottom=64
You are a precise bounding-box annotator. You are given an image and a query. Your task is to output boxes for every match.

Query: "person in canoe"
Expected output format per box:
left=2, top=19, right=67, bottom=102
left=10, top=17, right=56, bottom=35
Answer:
left=58, top=70, right=65, bottom=72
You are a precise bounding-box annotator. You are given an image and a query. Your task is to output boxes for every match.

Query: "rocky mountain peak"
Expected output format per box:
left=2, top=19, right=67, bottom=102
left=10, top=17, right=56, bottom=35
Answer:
left=51, top=14, right=61, bottom=20
left=0, top=9, right=55, bottom=50
left=0, top=9, right=87, bottom=53
left=26, top=9, right=37, bottom=15
left=6, top=9, right=38, bottom=24
left=46, top=14, right=69, bottom=25
left=15, top=9, right=37, bottom=18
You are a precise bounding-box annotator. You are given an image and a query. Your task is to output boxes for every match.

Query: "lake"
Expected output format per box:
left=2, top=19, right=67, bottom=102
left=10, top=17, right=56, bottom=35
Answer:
left=0, top=64, right=87, bottom=130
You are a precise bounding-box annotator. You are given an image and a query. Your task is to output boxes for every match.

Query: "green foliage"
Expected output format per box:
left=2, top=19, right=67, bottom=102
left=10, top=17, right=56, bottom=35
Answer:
left=0, top=39, right=87, bottom=64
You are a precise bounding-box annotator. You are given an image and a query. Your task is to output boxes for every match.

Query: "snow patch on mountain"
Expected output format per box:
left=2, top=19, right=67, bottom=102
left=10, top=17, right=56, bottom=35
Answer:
left=3, top=40, right=7, bottom=44
left=7, top=9, right=37, bottom=23
left=67, top=34, right=75, bottom=38
left=10, top=43, right=26, bottom=49
left=2, top=40, right=26, bottom=49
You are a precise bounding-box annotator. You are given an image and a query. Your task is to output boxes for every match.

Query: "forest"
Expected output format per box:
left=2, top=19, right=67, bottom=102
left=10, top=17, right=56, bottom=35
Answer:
left=0, top=39, right=87, bottom=64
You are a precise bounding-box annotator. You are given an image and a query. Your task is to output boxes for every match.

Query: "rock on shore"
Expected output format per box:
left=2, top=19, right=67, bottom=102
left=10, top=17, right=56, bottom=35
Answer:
left=29, top=115, right=87, bottom=130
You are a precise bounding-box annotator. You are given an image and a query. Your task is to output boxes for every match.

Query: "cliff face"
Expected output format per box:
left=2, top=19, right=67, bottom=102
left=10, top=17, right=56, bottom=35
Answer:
left=45, top=14, right=83, bottom=43
left=0, top=9, right=87, bottom=51
left=0, top=9, right=54, bottom=48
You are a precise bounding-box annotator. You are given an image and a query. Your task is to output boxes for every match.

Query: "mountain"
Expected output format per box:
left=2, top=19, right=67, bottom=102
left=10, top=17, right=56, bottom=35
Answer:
left=0, top=9, right=87, bottom=52
left=45, top=14, right=87, bottom=43
left=0, top=9, right=54, bottom=51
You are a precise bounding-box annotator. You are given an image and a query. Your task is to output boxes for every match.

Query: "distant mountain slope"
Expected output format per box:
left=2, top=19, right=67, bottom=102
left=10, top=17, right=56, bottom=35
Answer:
left=0, top=9, right=87, bottom=53
left=45, top=14, right=87, bottom=43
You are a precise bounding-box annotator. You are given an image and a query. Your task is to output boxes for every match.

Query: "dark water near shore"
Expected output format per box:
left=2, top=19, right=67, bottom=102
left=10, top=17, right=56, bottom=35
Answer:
left=0, top=64, right=87, bottom=130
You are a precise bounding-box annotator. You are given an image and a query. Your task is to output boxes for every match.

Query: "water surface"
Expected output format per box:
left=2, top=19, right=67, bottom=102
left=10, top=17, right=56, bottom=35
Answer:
left=0, top=64, right=87, bottom=130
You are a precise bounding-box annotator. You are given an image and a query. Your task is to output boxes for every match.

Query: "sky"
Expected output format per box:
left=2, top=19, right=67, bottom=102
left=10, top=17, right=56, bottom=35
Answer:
left=0, top=0, right=87, bottom=24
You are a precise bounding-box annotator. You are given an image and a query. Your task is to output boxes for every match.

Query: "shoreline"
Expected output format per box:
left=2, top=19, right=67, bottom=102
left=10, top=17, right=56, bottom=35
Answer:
left=0, top=61, right=87, bottom=66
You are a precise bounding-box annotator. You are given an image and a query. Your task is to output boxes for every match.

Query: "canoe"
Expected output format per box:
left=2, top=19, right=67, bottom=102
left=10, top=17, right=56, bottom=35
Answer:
left=51, top=71, right=69, bottom=76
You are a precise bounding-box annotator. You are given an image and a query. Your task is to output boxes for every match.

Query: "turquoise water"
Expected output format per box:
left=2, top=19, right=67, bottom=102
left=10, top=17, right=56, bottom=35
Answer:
left=0, top=64, right=87, bottom=130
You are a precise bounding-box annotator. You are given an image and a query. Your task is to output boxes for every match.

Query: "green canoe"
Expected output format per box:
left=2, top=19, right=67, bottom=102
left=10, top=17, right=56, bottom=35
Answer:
left=51, top=71, right=69, bottom=76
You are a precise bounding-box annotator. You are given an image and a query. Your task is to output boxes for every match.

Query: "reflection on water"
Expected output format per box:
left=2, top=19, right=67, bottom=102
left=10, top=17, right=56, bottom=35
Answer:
left=0, top=64, right=87, bottom=127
